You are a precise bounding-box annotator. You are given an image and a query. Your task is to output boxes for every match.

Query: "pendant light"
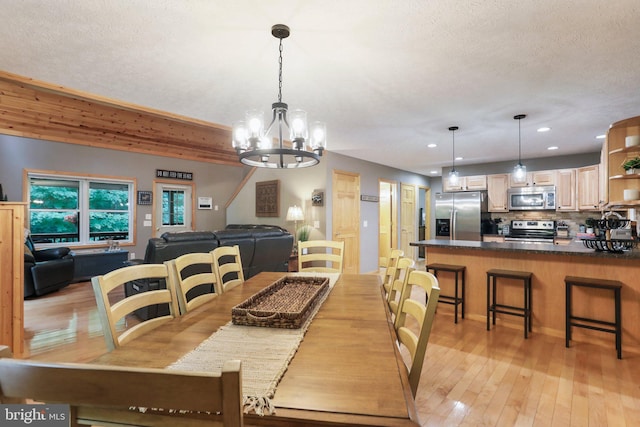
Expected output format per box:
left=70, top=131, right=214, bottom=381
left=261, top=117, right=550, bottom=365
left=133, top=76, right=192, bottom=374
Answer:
left=513, top=114, right=527, bottom=183
left=448, top=126, right=459, bottom=186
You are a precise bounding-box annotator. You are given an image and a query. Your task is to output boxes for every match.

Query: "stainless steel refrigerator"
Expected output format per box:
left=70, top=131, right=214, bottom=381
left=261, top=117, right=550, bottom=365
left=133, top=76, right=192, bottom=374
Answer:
left=435, top=191, right=488, bottom=241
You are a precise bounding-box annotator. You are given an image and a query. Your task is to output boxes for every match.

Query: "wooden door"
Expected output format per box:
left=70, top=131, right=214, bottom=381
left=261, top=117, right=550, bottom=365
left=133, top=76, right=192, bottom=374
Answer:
left=378, top=180, right=397, bottom=265
left=153, top=181, right=194, bottom=237
left=400, top=183, right=416, bottom=259
left=332, top=170, right=360, bottom=274
left=0, top=203, right=25, bottom=355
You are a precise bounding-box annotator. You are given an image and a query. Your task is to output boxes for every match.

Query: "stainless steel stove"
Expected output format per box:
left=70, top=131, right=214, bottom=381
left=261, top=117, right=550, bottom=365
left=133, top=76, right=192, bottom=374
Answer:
left=505, top=220, right=556, bottom=243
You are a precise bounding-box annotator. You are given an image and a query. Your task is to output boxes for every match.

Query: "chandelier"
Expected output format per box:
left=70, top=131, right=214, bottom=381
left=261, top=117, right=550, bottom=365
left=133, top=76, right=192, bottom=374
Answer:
left=513, top=114, right=527, bottom=183
left=231, top=24, right=327, bottom=168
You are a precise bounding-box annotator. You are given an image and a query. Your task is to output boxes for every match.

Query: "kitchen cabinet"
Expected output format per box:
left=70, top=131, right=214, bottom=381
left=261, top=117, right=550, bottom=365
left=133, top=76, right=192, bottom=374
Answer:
left=607, top=115, right=640, bottom=207
left=487, top=174, right=509, bottom=212
left=577, top=164, right=600, bottom=210
left=509, top=170, right=556, bottom=187
left=556, top=169, right=577, bottom=211
left=442, top=174, right=487, bottom=192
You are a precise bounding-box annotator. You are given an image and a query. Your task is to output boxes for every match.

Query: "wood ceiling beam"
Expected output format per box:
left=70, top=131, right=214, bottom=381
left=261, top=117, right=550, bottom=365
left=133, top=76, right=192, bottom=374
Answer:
left=0, top=70, right=241, bottom=167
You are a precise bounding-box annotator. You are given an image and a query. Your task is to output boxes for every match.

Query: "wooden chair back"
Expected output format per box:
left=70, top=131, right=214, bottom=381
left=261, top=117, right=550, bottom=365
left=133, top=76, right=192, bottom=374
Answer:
left=91, top=263, right=178, bottom=352
left=0, top=352, right=243, bottom=427
left=394, top=269, right=440, bottom=396
left=212, top=245, right=245, bottom=293
left=298, top=240, right=345, bottom=273
left=382, top=249, right=404, bottom=296
left=166, top=252, right=219, bottom=314
left=387, top=257, right=415, bottom=316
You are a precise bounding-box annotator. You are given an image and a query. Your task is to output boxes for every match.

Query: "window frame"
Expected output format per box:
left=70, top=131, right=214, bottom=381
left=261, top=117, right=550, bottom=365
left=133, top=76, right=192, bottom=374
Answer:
left=25, top=169, right=137, bottom=249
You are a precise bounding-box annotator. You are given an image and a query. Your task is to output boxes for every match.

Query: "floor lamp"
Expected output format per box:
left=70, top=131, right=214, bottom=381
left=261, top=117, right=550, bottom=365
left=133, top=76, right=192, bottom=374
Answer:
left=286, top=205, right=304, bottom=253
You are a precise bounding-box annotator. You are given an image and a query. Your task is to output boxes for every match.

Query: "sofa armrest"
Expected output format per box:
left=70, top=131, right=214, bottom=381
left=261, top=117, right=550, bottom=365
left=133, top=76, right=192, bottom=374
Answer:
left=34, top=247, right=71, bottom=261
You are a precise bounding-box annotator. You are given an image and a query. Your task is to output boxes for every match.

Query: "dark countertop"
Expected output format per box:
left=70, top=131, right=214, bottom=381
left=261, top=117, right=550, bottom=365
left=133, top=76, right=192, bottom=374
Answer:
left=410, top=239, right=640, bottom=259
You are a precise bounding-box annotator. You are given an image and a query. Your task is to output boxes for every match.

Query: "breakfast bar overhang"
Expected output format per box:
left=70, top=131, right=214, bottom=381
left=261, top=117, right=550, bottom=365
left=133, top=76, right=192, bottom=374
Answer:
left=411, top=240, right=640, bottom=352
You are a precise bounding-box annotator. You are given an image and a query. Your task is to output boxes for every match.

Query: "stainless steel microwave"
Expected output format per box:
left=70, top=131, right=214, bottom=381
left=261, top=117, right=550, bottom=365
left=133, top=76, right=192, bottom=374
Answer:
left=507, top=186, right=556, bottom=211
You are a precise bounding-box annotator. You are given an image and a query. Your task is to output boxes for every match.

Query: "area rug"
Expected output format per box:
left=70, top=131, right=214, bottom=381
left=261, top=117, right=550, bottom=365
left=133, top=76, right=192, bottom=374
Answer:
left=167, top=272, right=340, bottom=416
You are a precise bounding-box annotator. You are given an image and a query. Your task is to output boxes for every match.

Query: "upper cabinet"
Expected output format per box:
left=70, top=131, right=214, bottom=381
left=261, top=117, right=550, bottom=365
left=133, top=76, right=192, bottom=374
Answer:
left=443, top=174, right=487, bottom=192
left=577, top=165, right=600, bottom=210
left=487, top=174, right=509, bottom=212
left=607, top=115, right=640, bottom=207
left=556, top=169, right=577, bottom=211
left=509, top=170, right=556, bottom=187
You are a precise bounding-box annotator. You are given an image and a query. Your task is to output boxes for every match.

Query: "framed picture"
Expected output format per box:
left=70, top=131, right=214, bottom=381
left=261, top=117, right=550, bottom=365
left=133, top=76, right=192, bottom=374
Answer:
left=137, top=190, right=153, bottom=205
left=312, top=189, right=324, bottom=207
left=255, top=180, right=280, bottom=217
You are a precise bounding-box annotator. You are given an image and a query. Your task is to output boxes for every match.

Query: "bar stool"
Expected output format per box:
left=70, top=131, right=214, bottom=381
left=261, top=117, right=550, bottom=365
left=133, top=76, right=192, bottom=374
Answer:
left=426, top=263, right=466, bottom=323
left=486, top=269, right=533, bottom=338
left=565, top=276, right=622, bottom=359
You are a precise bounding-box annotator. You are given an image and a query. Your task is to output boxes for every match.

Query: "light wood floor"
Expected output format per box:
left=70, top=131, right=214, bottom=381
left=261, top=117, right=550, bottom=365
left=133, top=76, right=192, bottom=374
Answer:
left=22, top=275, right=640, bottom=427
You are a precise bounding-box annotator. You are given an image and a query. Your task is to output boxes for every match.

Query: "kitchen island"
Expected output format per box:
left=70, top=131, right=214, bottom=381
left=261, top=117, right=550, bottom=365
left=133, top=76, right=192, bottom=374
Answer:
left=411, top=239, right=640, bottom=352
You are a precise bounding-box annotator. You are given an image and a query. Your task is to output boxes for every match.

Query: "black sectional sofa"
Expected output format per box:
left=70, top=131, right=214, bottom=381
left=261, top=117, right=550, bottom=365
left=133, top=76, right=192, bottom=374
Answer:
left=126, top=224, right=293, bottom=319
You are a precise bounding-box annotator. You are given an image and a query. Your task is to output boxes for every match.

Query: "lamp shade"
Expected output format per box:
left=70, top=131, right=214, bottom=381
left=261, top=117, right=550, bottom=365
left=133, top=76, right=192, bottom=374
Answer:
left=286, top=205, right=304, bottom=222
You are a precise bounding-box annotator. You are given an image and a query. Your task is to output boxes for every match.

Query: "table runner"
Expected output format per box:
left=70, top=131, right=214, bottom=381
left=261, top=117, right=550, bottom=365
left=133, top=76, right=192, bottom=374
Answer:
left=167, top=272, right=340, bottom=416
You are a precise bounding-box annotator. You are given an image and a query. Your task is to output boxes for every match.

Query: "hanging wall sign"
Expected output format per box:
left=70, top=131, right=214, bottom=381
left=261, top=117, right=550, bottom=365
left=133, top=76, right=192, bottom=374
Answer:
left=360, top=195, right=379, bottom=202
left=156, top=169, right=193, bottom=180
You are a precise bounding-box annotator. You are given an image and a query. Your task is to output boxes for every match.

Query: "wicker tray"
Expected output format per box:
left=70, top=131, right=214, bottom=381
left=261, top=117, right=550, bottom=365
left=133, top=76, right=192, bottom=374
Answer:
left=231, top=276, right=330, bottom=329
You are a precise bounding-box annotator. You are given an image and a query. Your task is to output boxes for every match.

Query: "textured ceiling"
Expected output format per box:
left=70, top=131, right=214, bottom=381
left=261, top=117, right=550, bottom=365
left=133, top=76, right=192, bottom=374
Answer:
left=1, top=0, right=639, bottom=176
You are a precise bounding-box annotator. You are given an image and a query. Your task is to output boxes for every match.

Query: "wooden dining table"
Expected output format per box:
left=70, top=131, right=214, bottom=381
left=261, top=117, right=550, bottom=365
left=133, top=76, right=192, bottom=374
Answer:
left=92, top=272, right=420, bottom=427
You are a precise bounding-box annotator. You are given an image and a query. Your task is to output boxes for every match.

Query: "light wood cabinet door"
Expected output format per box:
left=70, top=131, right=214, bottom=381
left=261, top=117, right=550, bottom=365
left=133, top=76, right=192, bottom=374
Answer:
left=577, top=165, right=600, bottom=210
left=509, top=172, right=531, bottom=187
left=487, top=174, right=509, bottom=212
left=556, top=169, right=577, bottom=211
left=532, top=170, right=556, bottom=186
left=442, top=176, right=465, bottom=192
left=465, top=175, right=487, bottom=190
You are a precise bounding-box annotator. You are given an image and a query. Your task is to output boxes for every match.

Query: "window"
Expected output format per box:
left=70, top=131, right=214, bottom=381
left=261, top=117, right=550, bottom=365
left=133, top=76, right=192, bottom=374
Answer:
left=162, top=189, right=185, bottom=226
left=28, top=173, right=134, bottom=246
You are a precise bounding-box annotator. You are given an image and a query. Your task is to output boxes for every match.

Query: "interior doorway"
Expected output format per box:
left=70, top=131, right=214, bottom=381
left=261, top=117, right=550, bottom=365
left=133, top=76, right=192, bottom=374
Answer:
left=417, top=186, right=431, bottom=259
left=379, top=179, right=397, bottom=266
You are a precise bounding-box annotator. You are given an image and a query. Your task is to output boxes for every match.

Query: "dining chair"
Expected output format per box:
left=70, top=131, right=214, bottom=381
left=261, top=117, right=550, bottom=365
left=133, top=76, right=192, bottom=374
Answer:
left=166, top=252, right=220, bottom=314
left=382, top=249, right=404, bottom=297
left=394, top=269, right=440, bottom=396
left=298, top=240, right=345, bottom=273
left=0, top=352, right=243, bottom=427
left=387, top=257, right=415, bottom=317
left=92, top=263, right=179, bottom=352
left=212, top=245, right=245, bottom=293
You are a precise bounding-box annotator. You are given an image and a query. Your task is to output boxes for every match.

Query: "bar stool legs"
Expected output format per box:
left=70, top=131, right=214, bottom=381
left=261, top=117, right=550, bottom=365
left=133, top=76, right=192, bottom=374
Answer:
left=486, top=269, right=533, bottom=339
left=426, top=263, right=466, bottom=323
left=565, top=276, right=623, bottom=359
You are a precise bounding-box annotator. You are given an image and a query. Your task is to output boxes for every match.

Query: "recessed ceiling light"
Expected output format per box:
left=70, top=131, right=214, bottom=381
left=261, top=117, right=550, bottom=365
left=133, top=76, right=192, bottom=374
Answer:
left=547, top=146, right=559, bottom=150
left=430, top=170, right=438, bottom=174
left=596, top=134, right=606, bottom=139
left=427, top=143, right=437, bottom=148
left=455, top=156, right=463, bottom=161
left=537, top=127, right=551, bottom=132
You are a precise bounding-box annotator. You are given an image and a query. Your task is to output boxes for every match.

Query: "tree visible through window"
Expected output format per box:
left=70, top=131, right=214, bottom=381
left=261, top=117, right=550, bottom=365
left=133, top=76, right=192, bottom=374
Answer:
left=28, top=174, right=134, bottom=246
left=162, top=189, right=185, bottom=226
